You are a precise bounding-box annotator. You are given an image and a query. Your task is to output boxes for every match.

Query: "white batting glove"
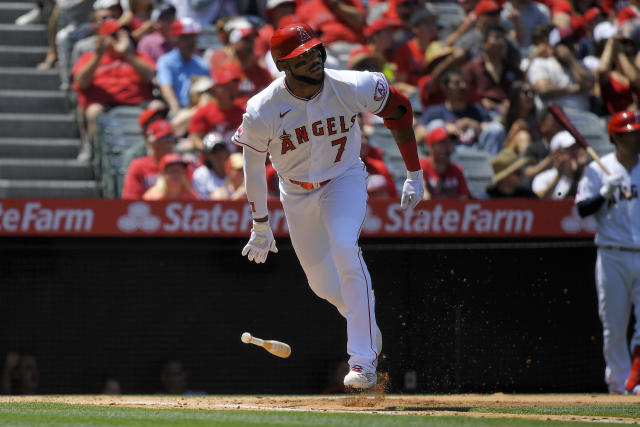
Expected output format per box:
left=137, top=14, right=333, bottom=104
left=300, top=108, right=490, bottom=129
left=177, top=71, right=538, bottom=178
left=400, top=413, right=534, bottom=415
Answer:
left=600, top=173, right=625, bottom=198
left=401, top=170, right=424, bottom=210
left=242, top=221, right=278, bottom=264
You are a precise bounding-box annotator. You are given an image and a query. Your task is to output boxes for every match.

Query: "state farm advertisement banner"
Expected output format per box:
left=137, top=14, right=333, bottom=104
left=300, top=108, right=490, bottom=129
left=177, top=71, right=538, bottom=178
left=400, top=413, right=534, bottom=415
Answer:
left=0, top=199, right=596, bottom=237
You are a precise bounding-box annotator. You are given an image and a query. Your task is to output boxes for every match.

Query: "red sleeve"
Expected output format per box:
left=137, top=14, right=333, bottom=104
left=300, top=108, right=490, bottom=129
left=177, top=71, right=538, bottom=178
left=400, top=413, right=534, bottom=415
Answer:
left=454, top=164, right=471, bottom=197
left=136, top=51, right=156, bottom=68
left=71, top=52, right=94, bottom=76
left=188, top=105, right=208, bottom=135
left=122, top=160, right=144, bottom=199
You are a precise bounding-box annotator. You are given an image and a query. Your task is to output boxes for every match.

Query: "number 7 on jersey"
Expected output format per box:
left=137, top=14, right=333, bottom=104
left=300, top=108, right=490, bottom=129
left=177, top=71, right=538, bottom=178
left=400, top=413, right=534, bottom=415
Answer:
left=331, top=136, right=347, bottom=163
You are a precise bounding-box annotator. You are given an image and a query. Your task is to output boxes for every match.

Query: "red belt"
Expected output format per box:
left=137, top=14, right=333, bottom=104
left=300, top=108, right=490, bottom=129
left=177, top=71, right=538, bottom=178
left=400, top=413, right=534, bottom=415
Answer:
left=288, top=178, right=331, bottom=190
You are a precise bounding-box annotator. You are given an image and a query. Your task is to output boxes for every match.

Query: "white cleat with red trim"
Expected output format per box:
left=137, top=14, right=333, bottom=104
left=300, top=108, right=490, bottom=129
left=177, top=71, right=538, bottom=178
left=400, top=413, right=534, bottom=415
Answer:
left=344, top=365, right=377, bottom=389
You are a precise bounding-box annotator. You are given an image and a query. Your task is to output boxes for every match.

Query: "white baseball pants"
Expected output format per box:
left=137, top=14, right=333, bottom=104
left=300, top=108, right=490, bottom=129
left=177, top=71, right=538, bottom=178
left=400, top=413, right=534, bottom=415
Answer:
left=595, top=248, right=640, bottom=393
left=279, top=161, right=379, bottom=372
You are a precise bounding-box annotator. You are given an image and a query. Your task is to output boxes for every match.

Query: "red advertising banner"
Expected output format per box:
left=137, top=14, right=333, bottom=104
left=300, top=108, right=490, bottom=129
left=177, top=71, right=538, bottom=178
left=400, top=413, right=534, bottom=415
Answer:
left=0, top=199, right=595, bottom=238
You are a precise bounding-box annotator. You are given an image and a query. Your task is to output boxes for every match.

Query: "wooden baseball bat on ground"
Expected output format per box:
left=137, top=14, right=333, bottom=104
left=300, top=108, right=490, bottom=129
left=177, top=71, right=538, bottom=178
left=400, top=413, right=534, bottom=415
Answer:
left=548, top=104, right=632, bottom=200
left=241, top=332, right=291, bottom=358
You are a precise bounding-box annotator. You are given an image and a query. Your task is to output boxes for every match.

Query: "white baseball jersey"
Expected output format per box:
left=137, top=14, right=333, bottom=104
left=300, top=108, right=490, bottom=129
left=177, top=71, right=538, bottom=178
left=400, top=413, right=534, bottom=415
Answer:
left=576, top=153, right=640, bottom=248
left=232, top=68, right=390, bottom=182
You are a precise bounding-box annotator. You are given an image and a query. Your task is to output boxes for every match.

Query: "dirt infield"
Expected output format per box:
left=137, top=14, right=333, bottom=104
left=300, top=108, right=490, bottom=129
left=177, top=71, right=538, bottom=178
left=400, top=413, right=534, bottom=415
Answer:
left=2, top=394, right=640, bottom=423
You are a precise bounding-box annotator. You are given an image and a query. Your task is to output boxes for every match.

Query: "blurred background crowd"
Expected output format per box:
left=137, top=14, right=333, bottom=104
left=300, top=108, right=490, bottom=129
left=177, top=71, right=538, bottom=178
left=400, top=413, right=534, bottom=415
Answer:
left=11, top=0, right=637, bottom=201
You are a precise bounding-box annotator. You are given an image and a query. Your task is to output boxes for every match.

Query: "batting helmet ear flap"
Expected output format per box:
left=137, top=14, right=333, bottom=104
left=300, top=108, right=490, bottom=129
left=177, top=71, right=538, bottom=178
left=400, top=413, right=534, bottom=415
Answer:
left=318, top=44, right=327, bottom=63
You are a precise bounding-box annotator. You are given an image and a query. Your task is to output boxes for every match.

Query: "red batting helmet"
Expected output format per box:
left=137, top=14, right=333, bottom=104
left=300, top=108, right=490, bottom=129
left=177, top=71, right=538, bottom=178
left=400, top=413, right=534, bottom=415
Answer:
left=271, top=23, right=325, bottom=64
left=608, top=110, right=640, bottom=135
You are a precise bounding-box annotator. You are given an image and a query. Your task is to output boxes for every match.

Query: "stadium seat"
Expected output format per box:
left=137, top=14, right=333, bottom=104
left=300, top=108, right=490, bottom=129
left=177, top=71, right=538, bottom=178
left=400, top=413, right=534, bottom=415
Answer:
left=451, top=149, right=493, bottom=198
left=431, top=2, right=466, bottom=42
left=562, top=107, right=614, bottom=157
left=95, top=106, right=145, bottom=198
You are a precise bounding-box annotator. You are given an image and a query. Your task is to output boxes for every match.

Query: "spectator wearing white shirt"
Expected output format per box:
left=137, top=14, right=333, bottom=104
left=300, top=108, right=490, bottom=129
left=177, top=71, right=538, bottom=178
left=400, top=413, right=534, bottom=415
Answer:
left=192, top=132, right=229, bottom=199
left=531, top=130, right=588, bottom=199
left=527, top=25, right=594, bottom=111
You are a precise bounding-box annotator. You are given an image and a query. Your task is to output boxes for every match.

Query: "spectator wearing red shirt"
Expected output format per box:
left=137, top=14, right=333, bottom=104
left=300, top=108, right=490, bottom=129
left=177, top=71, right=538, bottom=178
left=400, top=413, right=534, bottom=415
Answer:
left=208, top=27, right=272, bottom=110
left=143, top=153, right=200, bottom=201
left=462, top=25, right=523, bottom=116
left=596, top=30, right=640, bottom=114
left=188, top=65, right=245, bottom=151
left=420, top=127, right=471, bottom=199
left=360, top=137, right=398, bottom=199
left=255, top=0, right=297, bottom=58
left=122, top=120, right=176, bottom=199
left=296, top=0, right=366, bottom=45
left=384, top=0, right=424, bottom=44
left=392, top=5, right=438, bottom=86
left=72, top=19, right=156, bottom=162
left=363, top=18, right=400, bottom=64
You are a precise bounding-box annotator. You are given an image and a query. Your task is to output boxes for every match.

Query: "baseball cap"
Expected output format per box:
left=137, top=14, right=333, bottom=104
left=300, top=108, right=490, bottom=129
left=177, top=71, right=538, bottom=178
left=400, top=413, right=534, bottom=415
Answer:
left=212, top=63, right=242, bottom=86
left=266, top=0, right=295, bottom=10
left=584, top=7, right=605, bottom=25
left=423, top=41, right=454, bottom=74
left=99, top=18, right=121, bottom=36
left=367, top=174, right=387, bottom=193
left=347, top=44, right=383, bottom=70
left=228, top=27, right=255, bottom=44
left=224, top=152, right=244, bottom=174
left=94, top=0, right=121, bottom=10
left=549, top=130, right=576, bottom=151
left=548, top=27, right=574, bottom=46
left=138, top=105, right=168, bottom=130
left=146, top=120, right=174, bottom=142
left=593, top=21, right=619, bottom=43
left=170, top=17, right=201, bottom=36
left=474, top=0, right=501, bottom=16
left=189, top=76, right=213, bottom=95
left=364, top=17, right=400, bottom=38
left=222, top=16, right=253, bottom=34
left=150, top=3, right=175, bottom=23
left=426, top=127, right=450, bottom=145
left=159, top=153, right=188, bottom=172
left=203, top=132, right=228, bottom=152
left=491, top=149, right=532, bottom=183
left=618, top=6, right=638, bottom=25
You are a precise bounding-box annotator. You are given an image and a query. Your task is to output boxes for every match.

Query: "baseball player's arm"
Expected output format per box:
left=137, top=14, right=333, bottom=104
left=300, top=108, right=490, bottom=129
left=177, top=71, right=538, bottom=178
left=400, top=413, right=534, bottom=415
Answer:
left=375, top=83, right=424, bottom=208
left=241, top=148, right=277, bottom=263
left=576, top=195, right=606, bottom=218
left=242, top=148, right=269, bottom=221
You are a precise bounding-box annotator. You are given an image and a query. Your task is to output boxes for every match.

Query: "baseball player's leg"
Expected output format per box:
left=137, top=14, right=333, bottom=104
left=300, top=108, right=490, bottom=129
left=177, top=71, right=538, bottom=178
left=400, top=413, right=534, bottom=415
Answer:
left=279, top=182, right=346, bottom=316
left=627, top=253, right=640, bottom=351
left=320, top=165, right=378, bottom=372
left=596, top=249, right=633, bottom=393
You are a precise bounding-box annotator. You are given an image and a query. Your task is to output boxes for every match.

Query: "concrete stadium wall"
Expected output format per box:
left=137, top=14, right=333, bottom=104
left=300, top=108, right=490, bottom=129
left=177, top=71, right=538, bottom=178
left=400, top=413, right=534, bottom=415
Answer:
left=0, top=237, right=604, bottom=394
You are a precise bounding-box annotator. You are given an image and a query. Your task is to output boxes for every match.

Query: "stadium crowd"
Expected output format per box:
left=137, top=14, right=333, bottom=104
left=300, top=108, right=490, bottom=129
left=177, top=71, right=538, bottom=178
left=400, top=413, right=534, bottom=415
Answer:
left=14, top=0, right=640, bottom=200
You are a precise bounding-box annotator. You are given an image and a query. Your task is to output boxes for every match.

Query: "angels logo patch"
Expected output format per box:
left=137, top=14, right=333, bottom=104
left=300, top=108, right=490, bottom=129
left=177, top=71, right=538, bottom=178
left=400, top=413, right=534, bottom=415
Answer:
left=374, top=79, right=386, bottom=102
left=297, top=26, right=311, bottom=43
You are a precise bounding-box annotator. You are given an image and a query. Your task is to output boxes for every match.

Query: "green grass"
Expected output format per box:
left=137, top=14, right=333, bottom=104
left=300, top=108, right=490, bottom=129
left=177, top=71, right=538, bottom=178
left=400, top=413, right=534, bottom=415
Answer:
left=474, top=404, right=640, bottom=418
left=0, top=403, right=632, bottom=427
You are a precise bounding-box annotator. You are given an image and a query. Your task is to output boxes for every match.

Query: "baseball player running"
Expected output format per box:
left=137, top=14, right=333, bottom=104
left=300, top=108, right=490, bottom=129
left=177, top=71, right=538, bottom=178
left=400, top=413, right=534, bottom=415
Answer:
left=233, top=23, right=424, bottom=389
left=576, top=110, right=640, bottom=394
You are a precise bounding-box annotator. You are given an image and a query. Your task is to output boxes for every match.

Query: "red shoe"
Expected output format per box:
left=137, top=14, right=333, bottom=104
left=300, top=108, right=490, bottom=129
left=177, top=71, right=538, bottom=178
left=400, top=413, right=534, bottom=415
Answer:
left=625, top=346, right=640, bottom=392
